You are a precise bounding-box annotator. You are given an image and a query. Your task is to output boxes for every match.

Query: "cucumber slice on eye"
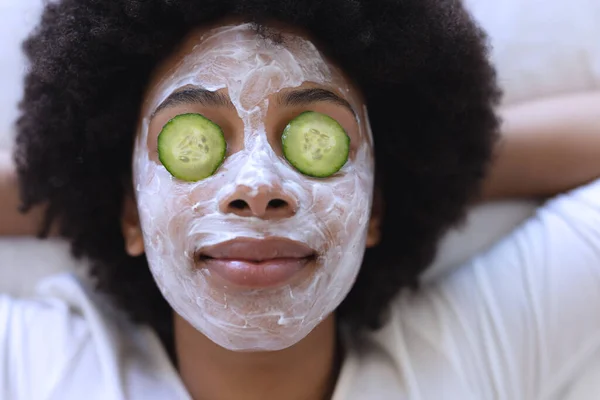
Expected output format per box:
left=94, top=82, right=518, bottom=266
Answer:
left=281, top=111, right=350, bottom=178
left=157, top=113, right=226, bottom=182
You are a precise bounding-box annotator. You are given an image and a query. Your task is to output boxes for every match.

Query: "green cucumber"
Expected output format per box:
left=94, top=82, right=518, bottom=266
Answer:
left=281, top=111, right=350, bottom=178
left=157, top=113, right=226, bottom=182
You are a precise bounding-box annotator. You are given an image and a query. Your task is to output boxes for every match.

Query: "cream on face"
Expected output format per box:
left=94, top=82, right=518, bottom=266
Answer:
left=133, top=23, right=375, bottom=351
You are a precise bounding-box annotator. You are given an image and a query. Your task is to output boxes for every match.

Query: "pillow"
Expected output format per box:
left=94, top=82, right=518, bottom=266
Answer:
left=465, top=0, right=600, bottom=106
left=0, top=0, right=44, bottom=151
left=423, top=200, right=539, bottom=282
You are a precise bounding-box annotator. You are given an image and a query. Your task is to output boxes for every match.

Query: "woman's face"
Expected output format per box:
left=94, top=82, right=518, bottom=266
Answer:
left=128, top=22, right=377, bottom=351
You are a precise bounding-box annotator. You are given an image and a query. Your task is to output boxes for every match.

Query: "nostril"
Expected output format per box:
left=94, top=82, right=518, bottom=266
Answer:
left=268, top=199, right=288, bottom=209
left=230, top=200, right=249, bottom=210
left=221, top=190, right=297, bottom=218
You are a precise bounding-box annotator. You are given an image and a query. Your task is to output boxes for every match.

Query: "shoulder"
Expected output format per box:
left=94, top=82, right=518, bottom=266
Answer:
left=0, top=273, right=96, bottom=344
left=1, top=274, right=130, bottom=399
left=375, top=178, right=600, bottom=398
left=0, top=274, right=94, bottom=398
left=0, top=273, right=189, bottom=400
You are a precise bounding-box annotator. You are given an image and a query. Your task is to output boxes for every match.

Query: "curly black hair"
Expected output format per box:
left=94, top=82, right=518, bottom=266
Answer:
left=15, top=0, right=499, bottom=350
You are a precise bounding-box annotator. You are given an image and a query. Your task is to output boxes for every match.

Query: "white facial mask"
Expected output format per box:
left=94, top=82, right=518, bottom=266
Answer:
left=133, top=23, right=375, bottom=351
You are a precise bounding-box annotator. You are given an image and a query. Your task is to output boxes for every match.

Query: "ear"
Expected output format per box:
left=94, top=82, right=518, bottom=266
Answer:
left=366, top=186, right=383, bottom=248
left=121, top=195, right=145, bottom=257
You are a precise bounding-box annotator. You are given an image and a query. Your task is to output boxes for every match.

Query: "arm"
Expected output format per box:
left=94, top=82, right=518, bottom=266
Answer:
left=481, top=90, right=600, bottom=200
left=0, top=150, right=46, bottom=236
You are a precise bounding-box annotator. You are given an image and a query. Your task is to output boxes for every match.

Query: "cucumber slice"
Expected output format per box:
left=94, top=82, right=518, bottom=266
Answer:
left=282, top=111, right=350, bottom=178
left=157, top=113, right=226, bottom=182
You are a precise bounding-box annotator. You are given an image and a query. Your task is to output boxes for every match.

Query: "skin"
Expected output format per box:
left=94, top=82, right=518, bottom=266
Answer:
left=5, top=91, right=600, bottom=236
left=130, top=22, right=377, bottom=354
left=0, top=151, right=46, bottom=236
left=0, top=20, right=598, bottom=400
left=0, top=91, right=600, bottom=236
left=126, top=22, right=379, bottom=400
left=481, top=90, right=600, bottom=199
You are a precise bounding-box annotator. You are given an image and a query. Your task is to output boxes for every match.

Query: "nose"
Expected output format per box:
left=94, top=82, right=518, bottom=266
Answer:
left=219, top=184, right=298, bottom=219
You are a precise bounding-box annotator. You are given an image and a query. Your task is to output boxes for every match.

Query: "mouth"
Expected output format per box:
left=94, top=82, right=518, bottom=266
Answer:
left=196, top=237, right=317, bottom=288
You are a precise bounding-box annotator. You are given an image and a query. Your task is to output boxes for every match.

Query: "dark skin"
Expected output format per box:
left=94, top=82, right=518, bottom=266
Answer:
left=5, top=90, right=600, bottom=235
left=121, top=23, right=380, bottom=400
left=1, top=22, right=599, bottom=400
left=174, top=309, right=340, bottom=400
left=480, top=90, right=600, bottom=199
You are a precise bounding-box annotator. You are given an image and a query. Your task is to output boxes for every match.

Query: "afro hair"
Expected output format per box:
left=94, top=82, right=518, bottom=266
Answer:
left=15, top=0, right=500, bottom=351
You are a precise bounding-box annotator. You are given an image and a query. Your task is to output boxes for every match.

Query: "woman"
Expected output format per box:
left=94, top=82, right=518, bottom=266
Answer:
left=1, top=0, right=599, bottom=398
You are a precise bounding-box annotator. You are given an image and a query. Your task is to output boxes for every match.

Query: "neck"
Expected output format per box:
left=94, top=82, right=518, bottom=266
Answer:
left=174, top=314, right=340, bottom=400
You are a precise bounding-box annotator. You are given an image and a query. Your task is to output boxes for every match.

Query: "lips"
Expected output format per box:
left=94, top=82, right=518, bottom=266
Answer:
left=196, top=238, right=316, bottom=288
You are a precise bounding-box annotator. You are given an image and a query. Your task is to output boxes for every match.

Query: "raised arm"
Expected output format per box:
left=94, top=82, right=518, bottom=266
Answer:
left=0, top=150, right=46, bottom=236
left=481, top=90, right=600, bottom=200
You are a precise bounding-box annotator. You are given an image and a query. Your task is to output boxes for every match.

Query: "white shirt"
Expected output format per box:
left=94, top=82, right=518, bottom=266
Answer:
left=2, top=178, right=600, bottom=400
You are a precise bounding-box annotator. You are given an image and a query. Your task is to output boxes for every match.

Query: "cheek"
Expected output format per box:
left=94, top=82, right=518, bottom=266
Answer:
left=136, top=167, right=192, bottom=240
left=310, top=171, right=373, bottom=247
left=166, top=194, right=193, bottom=244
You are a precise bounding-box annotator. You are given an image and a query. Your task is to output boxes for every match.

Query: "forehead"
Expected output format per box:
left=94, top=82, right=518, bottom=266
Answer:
left=142, top=23, right=359, bottom=116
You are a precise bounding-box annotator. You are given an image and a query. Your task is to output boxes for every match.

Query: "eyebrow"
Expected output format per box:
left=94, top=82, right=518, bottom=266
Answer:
left=151, top=87, right=235, bottom=118
left=151, top=86, right=357, bottom=120
left=277, top=88, right=357, bottom=119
